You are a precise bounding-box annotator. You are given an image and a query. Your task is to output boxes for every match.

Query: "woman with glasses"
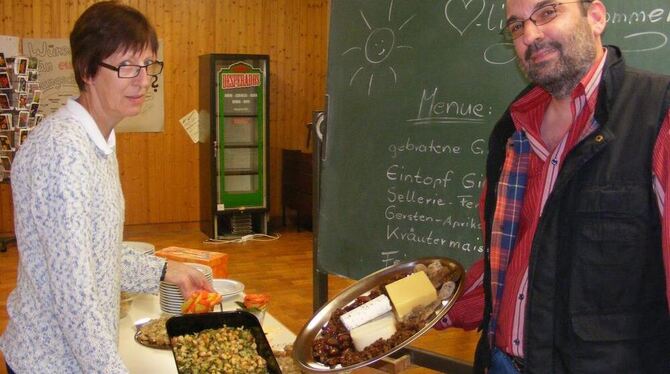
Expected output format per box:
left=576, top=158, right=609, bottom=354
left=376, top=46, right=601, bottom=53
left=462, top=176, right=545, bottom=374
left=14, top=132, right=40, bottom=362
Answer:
left=0, top=2, right=211, bottom=373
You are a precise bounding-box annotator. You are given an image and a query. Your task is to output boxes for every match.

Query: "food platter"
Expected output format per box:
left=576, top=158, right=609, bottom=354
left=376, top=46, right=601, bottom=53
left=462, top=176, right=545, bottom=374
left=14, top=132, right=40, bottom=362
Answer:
left=165, top=311, right=282, bottom=374
left=294, top=257, right=464, bottom=372
left=293, top=257, right=464, bottom=373
left=134, top=329, right=171, bottom=350
left=134, top=317, right=172, bottom=350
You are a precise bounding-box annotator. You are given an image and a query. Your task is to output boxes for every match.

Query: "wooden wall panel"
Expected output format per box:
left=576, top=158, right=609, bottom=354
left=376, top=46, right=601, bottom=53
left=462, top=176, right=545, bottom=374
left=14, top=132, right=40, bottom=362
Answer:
left=0, top=184, right=12, bottom=235
left=0, top=0, right=329, bottom=234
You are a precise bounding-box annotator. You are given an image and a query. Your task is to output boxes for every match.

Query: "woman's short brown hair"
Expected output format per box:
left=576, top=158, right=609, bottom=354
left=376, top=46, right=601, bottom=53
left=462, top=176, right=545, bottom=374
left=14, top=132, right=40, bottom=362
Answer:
left=70, top=1, right=158, bottom=91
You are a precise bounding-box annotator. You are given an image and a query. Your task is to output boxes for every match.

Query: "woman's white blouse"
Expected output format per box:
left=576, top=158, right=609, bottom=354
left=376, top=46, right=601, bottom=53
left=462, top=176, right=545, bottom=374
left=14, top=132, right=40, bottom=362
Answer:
left=0, top=99, right=164, bottom=373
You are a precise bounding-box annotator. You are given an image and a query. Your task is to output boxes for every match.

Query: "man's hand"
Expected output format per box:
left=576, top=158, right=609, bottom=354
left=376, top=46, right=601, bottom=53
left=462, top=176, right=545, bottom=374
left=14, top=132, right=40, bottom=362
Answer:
left=163, top=260, right=214, bottom=299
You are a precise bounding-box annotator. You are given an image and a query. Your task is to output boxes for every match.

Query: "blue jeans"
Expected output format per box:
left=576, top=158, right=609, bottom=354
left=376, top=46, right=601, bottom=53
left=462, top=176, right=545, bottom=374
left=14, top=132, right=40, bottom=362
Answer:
left=490, top=347, right=521, bottom=374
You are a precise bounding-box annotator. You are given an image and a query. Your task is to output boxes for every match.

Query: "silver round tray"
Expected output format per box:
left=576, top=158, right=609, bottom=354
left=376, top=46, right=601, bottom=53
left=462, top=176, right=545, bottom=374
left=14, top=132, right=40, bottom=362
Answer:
left=293, top=257, right=465, bottom=373
left=134, top=317, right=172, bottom=350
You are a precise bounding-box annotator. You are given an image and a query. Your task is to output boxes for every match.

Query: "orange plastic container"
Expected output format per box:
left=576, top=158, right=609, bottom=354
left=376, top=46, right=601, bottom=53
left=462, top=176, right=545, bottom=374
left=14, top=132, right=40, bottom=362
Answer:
left=155, top=246, right=229, bottom=278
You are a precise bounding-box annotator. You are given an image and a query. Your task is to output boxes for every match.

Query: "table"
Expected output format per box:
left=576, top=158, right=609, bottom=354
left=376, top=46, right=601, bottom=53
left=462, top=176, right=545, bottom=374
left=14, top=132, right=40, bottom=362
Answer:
left=118, top=294, right=296, bottom=373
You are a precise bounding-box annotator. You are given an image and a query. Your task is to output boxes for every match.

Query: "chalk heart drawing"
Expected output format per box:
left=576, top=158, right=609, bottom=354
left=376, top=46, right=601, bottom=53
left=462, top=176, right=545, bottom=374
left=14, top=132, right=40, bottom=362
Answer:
left=445, top=0, right=486, bottom=36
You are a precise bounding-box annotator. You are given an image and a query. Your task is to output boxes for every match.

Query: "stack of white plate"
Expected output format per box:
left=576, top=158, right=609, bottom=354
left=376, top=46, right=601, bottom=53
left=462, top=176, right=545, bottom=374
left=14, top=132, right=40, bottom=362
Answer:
left=212, top=278, right=245, bottom=304
left=159, top=263, right=213, bottom=315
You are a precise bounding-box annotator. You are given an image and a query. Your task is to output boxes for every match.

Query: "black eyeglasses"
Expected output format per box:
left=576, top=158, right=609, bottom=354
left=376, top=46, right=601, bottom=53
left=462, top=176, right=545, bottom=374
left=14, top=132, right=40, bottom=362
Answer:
left=501, top=1, right=593, bottom=40
left=98, top=61, right=164, bottom=78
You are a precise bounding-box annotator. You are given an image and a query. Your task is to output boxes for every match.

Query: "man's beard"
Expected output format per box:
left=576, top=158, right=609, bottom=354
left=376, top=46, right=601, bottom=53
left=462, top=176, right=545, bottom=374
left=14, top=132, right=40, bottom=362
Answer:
left=523, top=20, right=596, bottom=98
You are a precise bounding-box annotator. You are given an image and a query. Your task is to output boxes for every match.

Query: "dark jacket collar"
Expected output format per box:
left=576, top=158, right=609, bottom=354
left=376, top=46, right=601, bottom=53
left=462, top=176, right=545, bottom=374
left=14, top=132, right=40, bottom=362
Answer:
left=594, top=45, right=625, bottom=129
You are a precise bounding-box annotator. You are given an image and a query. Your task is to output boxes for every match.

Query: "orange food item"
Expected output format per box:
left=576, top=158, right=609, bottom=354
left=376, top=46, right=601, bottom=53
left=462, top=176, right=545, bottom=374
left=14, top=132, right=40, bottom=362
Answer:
left=181, top=290, right=223, bottom=314
left=243, top=293, right=270, bottom=310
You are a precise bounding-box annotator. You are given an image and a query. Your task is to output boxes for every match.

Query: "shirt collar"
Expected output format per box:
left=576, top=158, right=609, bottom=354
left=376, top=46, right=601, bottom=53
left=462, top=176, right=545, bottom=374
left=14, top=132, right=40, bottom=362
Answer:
left=510, top=48, right=608, bottom=133
left=574, top=48, right=608, bottom=101
left=66, top=98, right=116, bottom=155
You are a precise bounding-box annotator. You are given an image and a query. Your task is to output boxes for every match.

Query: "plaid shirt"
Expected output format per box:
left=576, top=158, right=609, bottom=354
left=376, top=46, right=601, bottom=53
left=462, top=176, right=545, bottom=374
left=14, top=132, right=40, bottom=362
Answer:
left=487, top=130, right=530, bottom=344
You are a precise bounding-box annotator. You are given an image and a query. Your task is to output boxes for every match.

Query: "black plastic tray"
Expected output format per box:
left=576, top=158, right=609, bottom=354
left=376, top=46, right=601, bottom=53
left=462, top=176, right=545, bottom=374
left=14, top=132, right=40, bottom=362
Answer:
left=166, top=311, right=282, bottom=373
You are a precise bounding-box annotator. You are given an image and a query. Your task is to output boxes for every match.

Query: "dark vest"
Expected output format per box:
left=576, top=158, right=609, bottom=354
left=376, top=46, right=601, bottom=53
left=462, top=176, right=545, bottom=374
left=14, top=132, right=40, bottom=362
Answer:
left=476, top=46, right=670, bottom=373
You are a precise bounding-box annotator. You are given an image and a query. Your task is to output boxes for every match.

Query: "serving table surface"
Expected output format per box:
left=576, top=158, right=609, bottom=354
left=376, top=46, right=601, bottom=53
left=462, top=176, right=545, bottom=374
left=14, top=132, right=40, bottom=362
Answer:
left=118, top=293, right=296, bottom=373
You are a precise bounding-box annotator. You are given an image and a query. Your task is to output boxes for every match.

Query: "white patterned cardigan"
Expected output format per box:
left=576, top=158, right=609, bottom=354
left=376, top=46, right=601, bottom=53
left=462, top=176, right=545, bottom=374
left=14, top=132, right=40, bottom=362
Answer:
left=0, top=99, right=165, bottom=373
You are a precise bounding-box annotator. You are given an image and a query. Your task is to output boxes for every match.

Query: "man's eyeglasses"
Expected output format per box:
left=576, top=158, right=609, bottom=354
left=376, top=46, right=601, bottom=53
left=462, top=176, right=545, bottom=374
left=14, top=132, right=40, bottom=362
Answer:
left=98, top=61, right=164, bottom=78
left=501, top=1, right=593, bottom=40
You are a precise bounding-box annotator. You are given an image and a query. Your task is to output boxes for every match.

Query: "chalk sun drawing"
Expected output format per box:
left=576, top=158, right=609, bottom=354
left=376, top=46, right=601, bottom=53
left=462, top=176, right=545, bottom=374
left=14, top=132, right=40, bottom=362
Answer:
left=342, top=0, right=414, bottom=96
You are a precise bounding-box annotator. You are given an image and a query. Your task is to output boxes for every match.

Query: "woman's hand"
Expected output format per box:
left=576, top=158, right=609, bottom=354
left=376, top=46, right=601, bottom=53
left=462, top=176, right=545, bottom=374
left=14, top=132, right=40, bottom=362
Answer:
left=163, top=260, right=214, bottom=299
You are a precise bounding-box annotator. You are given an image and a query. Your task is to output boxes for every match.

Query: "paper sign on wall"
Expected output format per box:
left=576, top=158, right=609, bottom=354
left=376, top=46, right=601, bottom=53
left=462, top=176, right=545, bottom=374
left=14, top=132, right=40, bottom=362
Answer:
left=0, top=35, right=19, bottom=57
left=179, top=109, right=200, bottom=143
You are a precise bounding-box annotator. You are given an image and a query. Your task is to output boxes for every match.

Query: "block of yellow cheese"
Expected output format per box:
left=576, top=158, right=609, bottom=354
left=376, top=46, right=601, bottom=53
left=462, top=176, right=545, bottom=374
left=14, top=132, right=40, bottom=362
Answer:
left=385, top=270, right=438, bottom=320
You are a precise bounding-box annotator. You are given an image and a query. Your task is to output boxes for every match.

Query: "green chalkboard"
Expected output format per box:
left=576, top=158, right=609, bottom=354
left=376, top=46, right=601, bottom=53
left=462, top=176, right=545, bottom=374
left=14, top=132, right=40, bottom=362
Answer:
left=318, top=0, right=670, bottom=280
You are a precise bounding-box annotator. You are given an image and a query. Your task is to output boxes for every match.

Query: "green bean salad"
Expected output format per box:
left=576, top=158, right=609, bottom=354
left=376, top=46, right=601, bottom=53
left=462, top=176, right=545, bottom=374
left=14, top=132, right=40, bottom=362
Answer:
left=171, top=326, right=268, bottom=374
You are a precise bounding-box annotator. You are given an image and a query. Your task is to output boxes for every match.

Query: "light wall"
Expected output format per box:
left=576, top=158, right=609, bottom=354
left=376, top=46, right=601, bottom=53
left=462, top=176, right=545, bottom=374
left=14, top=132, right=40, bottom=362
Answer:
left=0, top=0, right=329, bottom=233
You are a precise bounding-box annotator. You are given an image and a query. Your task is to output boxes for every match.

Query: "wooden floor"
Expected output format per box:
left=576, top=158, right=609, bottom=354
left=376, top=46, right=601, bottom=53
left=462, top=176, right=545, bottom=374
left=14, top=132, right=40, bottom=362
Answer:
left=0, top=223, right=480, bottom=373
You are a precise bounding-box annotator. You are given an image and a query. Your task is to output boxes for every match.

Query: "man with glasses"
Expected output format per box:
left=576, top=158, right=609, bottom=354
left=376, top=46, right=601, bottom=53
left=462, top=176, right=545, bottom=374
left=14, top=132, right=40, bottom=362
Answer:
left=437, top=0, right=670, bottom=372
